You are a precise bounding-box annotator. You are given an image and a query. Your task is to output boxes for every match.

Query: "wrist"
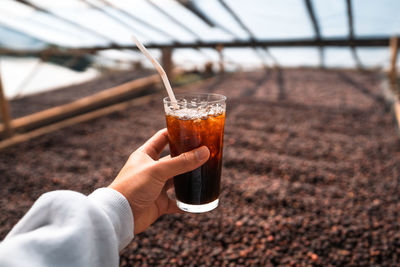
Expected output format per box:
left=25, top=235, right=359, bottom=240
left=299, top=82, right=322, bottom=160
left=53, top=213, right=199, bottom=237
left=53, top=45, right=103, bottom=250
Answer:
left=89, top=188, right=135, bottom=250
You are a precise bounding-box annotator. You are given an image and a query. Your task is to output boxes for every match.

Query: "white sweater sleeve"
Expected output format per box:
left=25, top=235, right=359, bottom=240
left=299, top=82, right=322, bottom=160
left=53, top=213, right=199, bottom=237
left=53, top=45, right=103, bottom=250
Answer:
left=0, top=188, right=134, bottom=267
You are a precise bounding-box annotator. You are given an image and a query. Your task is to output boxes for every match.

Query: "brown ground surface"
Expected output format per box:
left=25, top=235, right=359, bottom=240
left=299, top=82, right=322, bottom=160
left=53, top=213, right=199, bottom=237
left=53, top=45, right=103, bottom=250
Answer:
left=1, top=69, right=400, bottom=266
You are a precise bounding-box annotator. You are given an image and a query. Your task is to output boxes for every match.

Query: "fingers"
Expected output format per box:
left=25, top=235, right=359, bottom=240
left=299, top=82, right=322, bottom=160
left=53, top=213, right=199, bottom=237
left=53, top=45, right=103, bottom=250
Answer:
left=150, top=146, right=210, bottom=182
left=165, top=178, right=174, bottom=190
left=139, top=129, right=169, bottom=160
left=159, top=186, right=183, bottom=215
left=166, top=197, right=184, bottom=214
left=159, top=155, right=171, bottom=162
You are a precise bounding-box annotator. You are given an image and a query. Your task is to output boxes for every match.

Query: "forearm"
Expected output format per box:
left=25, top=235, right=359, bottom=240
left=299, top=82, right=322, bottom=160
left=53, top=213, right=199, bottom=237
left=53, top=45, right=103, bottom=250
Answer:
left=0, top=188, right=134, bottom=267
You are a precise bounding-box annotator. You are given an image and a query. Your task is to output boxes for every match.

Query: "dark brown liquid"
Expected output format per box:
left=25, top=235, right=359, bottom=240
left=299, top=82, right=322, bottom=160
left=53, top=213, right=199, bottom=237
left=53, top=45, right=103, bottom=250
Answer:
left=166, top=112, right=225, bottom=205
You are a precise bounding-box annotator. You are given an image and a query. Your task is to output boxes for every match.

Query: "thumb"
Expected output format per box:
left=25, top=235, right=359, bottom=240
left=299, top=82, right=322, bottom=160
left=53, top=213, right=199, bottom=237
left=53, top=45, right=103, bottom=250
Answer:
left=151, top=146, right=210, bottom=181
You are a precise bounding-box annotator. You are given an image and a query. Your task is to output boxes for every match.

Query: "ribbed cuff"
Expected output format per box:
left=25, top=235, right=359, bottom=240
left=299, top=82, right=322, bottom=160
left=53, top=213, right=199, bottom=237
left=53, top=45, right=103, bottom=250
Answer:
left=88, top=188, right=134, bottom=251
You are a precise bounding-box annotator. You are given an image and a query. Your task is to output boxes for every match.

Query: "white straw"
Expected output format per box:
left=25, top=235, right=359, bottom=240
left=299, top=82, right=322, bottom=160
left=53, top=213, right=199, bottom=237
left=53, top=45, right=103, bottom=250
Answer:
left=132, top=36, right=178, bottom=108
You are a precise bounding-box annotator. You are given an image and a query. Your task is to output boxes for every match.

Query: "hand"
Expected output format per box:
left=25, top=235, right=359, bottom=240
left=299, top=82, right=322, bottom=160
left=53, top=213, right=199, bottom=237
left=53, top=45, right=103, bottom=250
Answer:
left=108, top=128, right=210, bottom=234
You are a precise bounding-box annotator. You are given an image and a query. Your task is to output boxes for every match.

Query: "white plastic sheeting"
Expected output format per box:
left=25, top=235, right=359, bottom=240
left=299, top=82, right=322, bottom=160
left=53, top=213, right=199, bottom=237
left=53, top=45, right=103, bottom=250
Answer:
left=0, top=0, right=399, bottom=98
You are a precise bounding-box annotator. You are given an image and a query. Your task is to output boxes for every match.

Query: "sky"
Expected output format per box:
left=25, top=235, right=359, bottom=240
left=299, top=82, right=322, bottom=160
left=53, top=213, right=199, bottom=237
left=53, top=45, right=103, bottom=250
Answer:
left=0, top=0, right=399, bottom=98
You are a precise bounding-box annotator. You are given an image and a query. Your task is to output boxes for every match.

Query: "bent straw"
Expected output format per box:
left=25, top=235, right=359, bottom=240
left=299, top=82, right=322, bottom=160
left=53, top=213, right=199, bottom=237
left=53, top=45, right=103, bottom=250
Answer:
left=132, top=36, right=178, bottom=108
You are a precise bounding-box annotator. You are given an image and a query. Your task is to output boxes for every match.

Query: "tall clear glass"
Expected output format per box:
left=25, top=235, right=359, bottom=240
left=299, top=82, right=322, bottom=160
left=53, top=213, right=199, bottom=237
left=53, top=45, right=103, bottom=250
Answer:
left=163, top=94, right=226, bottom=213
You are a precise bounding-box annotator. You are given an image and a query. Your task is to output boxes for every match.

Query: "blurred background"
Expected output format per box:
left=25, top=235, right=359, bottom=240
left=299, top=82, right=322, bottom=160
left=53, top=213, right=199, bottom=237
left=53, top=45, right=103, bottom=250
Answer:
left=1, top=0, right=400, bottom=266
left=0, top=0, right=399, bottom=98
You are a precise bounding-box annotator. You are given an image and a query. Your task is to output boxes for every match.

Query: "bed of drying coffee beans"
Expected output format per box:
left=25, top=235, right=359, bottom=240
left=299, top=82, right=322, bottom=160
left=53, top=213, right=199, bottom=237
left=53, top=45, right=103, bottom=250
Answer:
left=1, top=69, right=399, bottom=266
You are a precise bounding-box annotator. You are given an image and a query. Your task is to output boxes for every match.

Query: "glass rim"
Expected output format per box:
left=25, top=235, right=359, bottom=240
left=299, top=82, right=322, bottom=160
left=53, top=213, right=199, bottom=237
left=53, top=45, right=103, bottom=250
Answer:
left=163, top=93, right=226, bottom=104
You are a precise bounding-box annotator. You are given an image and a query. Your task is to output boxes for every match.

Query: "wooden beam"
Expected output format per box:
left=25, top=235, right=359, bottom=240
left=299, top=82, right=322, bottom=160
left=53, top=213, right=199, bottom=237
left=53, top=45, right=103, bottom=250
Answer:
left=0, top=70, right=13, bottom=138
left=161, top=48, right=173, bottom=79
left=0, top=91, right=166, bottom=150
left=304, top=0, right=324, bottom=67
left=394, top=100, right=400, bottom=136
left=0, top=74, right=161, bottom=135
left=0, top=37, right=394, bottom=58
left=0, top=93, right=156, bottom=150
left=389, top=36, right=399, bottom=88
left=216, top=45, right=225, bottom=73
left=345, top=0, right=363, bottom=68
left=0, top=72, right=212, bottom=150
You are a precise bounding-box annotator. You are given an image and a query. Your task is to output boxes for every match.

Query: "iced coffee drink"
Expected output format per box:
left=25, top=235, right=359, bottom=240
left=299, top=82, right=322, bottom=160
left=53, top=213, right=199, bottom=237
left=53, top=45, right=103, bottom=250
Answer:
left=164, top=94, right=226, bottom=213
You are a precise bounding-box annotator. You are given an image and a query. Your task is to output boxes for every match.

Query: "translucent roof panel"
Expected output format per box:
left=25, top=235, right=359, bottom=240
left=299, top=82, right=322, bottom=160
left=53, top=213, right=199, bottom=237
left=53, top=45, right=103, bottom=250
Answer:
left=325, top=48, right=356, bottom=68
left=0, top=0, right=399, bottom=72
left=268, top=48, right=319, bottom=67
left=104, top=0, right=199, bottom=43
left=194, top=0, right=250, bottom=40
left=173, top=49, right=215, bottom=70
left=0, top=57, right=98, bottom=98
left=353, top=0, right=400, bottom=36
left=2, top=0, right=399, bottom=101
left=29, top=0, right=158, bottom=45
left=357, top=48, right=391, bottom=68
left=0, top=0, right=108, bottom=47
left=2, top=0, right=399, bottom=48
left=151, top=0, right=234, bottom=42
left=313, top=0, right=348, bottom=37
left=0, top=25, right=46, bottom=50
left=220, top=0, right=314, bottom=39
